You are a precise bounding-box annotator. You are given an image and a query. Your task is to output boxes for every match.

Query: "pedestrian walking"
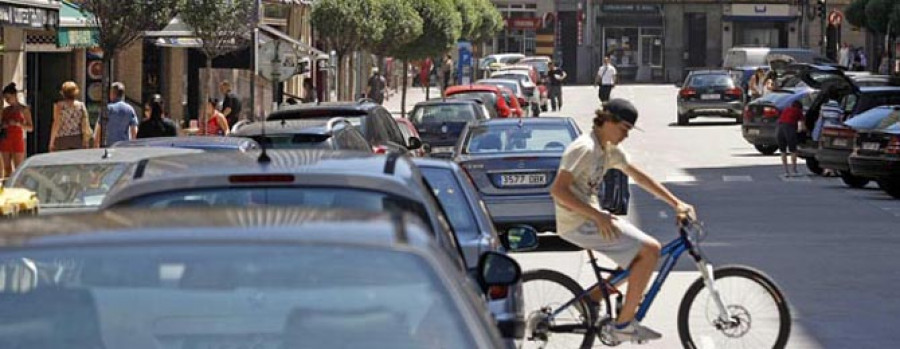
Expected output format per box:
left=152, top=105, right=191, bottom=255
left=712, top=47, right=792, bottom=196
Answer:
left=93, top=82, right=138, bottom=148
left=441, top=54, right=454, bottom=92
left=550, top=98, right=696, bottom=343
left=0, top=83, right=32, bottom=177
left=49, top=81, right=93, bottom=151
left=366, top=67, right=386, bottom=105
left=748, top=68, right=766, bottom=100
left=219, top=81, right=242, bottom=128
left=137, top=95, right=177, bottom=139
left=548, top=61, right=567, bottom=111
left=205, top=98, right=229, bottom=136
left=777, top=100, right=805, bottom=177
left=595, top=56, right=618, bottom=103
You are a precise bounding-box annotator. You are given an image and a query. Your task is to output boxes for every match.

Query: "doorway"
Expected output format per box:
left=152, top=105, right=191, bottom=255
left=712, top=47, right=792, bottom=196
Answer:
left=26, top=52, right=73, bottom=155
left=685, top=13, right=707, bottom=68
left=558, top=11, right=578, bottom=80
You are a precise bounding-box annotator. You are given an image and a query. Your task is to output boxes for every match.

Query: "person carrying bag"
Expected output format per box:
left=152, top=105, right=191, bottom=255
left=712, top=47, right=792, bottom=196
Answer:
left=49, top=81, right=93, bottom=151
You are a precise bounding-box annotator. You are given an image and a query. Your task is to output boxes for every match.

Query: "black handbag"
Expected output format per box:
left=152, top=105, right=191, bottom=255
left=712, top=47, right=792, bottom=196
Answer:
left=599, top=169, right=630, bottom=215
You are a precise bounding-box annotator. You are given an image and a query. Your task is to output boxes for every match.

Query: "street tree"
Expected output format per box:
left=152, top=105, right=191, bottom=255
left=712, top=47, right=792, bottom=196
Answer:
left=845, top=0, right=869, bottom=30
left=179, top=0, right=256, bottom=134
left=368, top=0, right=423, bottom=71
left=454, top=0, right=482, bottom=42
left=392, top=0, right=461, bottom=116
left=311, top=0, right=384, bottom=100
left=864, top=0, right=900, bottom=35
left=471, top=0, right=505, bottom=45
left=77, top=0, right=179, bottom=147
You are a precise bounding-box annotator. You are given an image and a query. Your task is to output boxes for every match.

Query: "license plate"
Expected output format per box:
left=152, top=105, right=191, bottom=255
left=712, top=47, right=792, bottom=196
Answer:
left=431, top=146, right=454, bottom=154
left=862, top=142, right=881, bottom=151
left=500, top=173, right=547, bottom=186
left=833, top=138, right=849, bottom=147
left=700, top=94, right=721, bottom=100
left=747, top=128, right=760, bottom=136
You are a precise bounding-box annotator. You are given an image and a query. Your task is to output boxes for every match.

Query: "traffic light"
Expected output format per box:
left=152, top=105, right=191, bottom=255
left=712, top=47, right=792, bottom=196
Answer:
left=817, top=0, right=826, bottom=19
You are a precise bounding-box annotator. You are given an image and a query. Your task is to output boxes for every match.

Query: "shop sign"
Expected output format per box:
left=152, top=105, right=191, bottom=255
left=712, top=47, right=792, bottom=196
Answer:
left=0, top=4, right=58, bottom=28
left=506, top=18, right=541, bottom=31
left=601, top=4, right=661, bottom=13
left=729, top=4, right=791, bottom=17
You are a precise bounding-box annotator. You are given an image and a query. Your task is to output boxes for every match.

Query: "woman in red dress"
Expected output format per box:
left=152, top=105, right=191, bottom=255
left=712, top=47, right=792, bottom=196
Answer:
left=1, top=83, right=33, bottom=178
left=205, top=98, right=229, bottom=136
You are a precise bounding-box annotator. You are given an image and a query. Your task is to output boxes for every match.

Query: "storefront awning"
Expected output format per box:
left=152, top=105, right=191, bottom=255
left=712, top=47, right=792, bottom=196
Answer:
left=722, top=15, right=799, bottom=23
left=57, top=0, right=98, bottom=48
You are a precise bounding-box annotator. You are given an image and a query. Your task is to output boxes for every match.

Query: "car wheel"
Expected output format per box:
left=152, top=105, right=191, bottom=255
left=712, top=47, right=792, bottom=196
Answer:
left=754, top=145, right=778, bottom=155
left=877, top=179, right=900, bottom=199
left=677, top=113, right=689, bottom=126
left=805, top=158, right=823, bottom=175
left=839, top=171, right=870, bottom=189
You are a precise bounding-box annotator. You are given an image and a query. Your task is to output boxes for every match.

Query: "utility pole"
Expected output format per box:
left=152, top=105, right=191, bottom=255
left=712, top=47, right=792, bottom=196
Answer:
left=817, top=0, right=826, bottom=55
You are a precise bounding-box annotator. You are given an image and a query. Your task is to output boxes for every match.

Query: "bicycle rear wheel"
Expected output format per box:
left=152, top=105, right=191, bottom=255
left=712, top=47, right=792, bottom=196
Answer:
left=518, top=269, right=597, bottom=349
left=677, top=266, right=791, bottom=349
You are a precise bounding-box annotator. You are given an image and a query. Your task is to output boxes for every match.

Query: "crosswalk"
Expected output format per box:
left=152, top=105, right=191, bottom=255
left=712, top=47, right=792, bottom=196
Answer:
left=625, top=173, right=835, bottom=184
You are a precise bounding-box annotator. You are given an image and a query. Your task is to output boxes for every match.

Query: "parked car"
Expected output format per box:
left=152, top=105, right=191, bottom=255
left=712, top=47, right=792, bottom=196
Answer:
left=849, top=122, right=900, bottom=198
left=394, top=116, right=426, bottom=157
left=497, top=86, right=526, bottom=118
left=476, top=78, right=529, bottom=113
left=491, top=69, right=543, bottom=116
left=724, top=47, right=835, bottom=100
left=446, top=85, right=512, bottom=119
left=677, top=70, right=744, bottom=125
left=454, top=117, right=581, bottom=233
left=233, top=117, right=372, bottom=152
left=518, top=56, right=552, bottom=79
left=742, top=87, right=817, bottom=154
left=265, top=100, right=422, bottom=154
left=414, top=158, right=534, bottom=339
left=99, top=150, right=536, bottom=340
left=0, top=207, right=530, bottom=348
left=7, top=147, right=203, bottom=214
left=409, top=99, right=490, bottom=158
left=479, top=53, right=525, bottom=76
left=111, top=136, right=260, bottom=152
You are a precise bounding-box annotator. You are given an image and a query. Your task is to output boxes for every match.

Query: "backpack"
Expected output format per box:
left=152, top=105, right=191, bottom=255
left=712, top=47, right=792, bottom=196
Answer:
left=599, top=169, right=630, bottom=215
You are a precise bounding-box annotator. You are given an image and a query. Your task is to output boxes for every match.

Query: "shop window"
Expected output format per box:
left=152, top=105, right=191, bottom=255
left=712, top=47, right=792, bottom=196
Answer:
left=604, top=28, right=639, bottom=68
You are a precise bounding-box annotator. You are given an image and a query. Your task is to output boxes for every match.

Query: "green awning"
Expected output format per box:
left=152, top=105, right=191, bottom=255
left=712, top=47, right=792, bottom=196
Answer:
left=57, top=0, right=98, bottom=48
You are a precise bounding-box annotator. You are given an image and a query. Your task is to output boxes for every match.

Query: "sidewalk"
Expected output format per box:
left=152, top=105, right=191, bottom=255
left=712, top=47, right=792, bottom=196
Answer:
left=382, top=86, right=432, bottom=116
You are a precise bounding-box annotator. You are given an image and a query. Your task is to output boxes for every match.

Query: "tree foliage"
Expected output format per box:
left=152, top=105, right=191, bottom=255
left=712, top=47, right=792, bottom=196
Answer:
left=471, top=0, right=504, bottom=44
left=178, top=0, right=256, bottom=62
left=845, top=0, right=870, bottom=29
left=864, top=0, right=898, bottom=34
left=311, top=0, right=384, bottom=57
left=369, top=0, right=422, bottom=57
left=393, top=0, right=461, bottom=60
left=454, top=0, right=481, bottom=41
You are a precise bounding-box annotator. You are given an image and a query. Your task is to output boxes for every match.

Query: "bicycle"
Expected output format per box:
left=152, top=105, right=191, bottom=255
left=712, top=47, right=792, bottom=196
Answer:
left=518, top=219, right=791, bottom=348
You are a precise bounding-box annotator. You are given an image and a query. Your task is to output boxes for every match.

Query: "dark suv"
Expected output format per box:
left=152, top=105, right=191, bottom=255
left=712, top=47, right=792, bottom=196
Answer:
left=267, top=100, right=422, bottom=154
left=676, top=70, right=743, bottom=125
left=232, top=117, right=372, bottom=152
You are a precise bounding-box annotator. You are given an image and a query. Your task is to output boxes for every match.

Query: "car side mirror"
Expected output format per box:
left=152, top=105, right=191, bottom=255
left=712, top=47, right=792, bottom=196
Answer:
left=502, top=224, right=539, bottom=252
left=476, top=251, right=522, bottom=289
left=407, top=137, right=423, bottom=150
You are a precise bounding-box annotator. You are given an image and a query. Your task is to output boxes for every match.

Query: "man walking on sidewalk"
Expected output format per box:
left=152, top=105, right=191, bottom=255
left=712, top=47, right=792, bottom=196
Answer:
left=548, top=61, right=567, bottom=111
left=94, top=82, right=138, bottom=147
left=596, top=56, right=618, bottom=103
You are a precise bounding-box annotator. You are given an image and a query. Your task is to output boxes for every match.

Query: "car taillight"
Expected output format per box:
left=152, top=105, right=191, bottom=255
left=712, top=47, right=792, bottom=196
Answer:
left=886, top=136, right=900, bottom=154
left=679, top=88, right=696, bottom=98
left=762, top=106, right=779, bottom=118
left=726, top=87, right=743, bottom=97
left=373, top=145, right=389, bottom=154
left=229, top=174, right=295, bottom=183
left=488, top=285, right=508, bottom=300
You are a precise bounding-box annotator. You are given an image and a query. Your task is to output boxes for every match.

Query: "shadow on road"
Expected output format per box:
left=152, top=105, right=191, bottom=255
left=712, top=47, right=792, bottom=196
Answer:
left=519, top=234, right=582, bottom=253
left=667, top=121, right=741, bottom=127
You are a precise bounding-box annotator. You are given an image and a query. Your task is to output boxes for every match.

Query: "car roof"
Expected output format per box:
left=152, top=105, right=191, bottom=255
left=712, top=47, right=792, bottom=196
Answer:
left=233, top=118, right=353, bottom=136
left=688, top=70, right=730, bottom=75
left=473, top=116, right=572, bottom=126
left=0, top=207, right=434, bottom=250
left=111, top=136, right=258, bottom=150
left=269, top=101, right=379, bottom=120
left=477, top=79, right=520, bottom=86
left=414, top=99, right=483, bottom=107
left=411, top=157, right=461, bottom=171
left=446, top=85, right=501, bottom=94
left=519, top=56, right=551, bottom=62
left=15, top=147, right=204, bottom=167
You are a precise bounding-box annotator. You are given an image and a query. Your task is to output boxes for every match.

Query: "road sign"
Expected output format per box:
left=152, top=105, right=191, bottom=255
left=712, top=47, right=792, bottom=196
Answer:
left=828, top=10, right=843, bottom=26
left=258, top=40, right=298, bottom=82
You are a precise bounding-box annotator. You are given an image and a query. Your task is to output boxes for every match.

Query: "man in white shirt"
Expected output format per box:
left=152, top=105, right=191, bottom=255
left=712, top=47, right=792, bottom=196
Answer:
left=550, top=99, right=696, bottom=342
left=596, top=56, right=618, bottom=103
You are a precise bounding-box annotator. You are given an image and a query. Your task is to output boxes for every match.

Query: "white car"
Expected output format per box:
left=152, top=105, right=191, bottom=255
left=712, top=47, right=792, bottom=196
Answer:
left=491, top=70, right=542, bottom=115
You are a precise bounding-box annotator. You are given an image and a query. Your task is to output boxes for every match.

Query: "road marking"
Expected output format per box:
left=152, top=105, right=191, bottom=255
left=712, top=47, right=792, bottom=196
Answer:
left=723, top=175, right=753, bottom=182
left=665, top=175, right=696, bottom=183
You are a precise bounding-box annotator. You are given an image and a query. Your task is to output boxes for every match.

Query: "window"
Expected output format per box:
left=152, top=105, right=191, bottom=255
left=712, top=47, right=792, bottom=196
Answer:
left=411, top=105, right=479, bottom=124
left=13, top=163, right=131, bottom=208
left=420, top=168, right=477, bottom=237
left=686, top=74, right=734, bottom=88
left=604, top=27, right=639, bottom=67
left=464, top=123, right=578, bottom=154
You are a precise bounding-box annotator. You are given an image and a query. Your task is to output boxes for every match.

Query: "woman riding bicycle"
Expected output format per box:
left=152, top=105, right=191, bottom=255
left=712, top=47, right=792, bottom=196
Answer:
left=550, top=98, right=696, bottom=343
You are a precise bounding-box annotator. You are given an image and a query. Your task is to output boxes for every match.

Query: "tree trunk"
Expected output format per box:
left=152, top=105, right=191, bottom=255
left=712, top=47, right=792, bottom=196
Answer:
left=203, top=56, right=213, bottom=135
left=99, top=53, right=112, bottom=148
left=401, top=60, right=408, bottom=118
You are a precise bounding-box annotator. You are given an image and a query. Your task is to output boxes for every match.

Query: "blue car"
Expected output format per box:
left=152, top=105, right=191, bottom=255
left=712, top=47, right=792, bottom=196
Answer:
left=454, top=117, right=581, bottom=233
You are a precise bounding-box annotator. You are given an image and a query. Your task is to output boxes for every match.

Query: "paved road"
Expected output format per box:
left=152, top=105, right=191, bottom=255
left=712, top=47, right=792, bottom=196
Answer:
left=504, top=85, right=898, bottom=349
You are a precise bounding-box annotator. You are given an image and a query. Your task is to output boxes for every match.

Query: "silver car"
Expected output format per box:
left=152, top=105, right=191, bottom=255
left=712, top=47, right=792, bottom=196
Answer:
left=0, top=207, right=525, bottom=348
left=454, top=117, right=581, bottom=233
left=7, top=147, right=203, bottom=214
left=676, top=70, right=744, bottom=125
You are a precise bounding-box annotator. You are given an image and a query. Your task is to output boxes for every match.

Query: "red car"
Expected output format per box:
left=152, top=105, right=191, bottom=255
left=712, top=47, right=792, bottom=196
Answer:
left=393, top=116, right=427, bottom=157
left=445, top=85, right=512, bottom=118
left=496, top=86, right=525, bottom=117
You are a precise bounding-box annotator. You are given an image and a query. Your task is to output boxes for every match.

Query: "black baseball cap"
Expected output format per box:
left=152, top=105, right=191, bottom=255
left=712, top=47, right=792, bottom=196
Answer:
left=604, top=98, right=642, bottom=131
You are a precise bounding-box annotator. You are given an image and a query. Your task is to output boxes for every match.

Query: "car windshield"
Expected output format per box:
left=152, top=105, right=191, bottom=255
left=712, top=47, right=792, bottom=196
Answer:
left=477, top=81, right=518, bottom=94
left=120, top=187, right=430, bottom=225
left=464, top=123, right=577, bottom=154
left=448, top=92, right=497, bottom=106
left=420, top=168, right=477, bottom=237
left=687, top=74, right=734, bottom=88
left=493, top=74, right=529, bottom=84
left=411, top=104, right=478, bottom=124
left=12, top=163, right=131, bottom=208
left=0, top=244, right=475, bottom=348
left=251, top=134, right=332, bottom=149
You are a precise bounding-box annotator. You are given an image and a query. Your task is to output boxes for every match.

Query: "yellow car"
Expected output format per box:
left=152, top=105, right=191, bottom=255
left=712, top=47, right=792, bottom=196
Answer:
left=0, top=184, right=38, bottom=217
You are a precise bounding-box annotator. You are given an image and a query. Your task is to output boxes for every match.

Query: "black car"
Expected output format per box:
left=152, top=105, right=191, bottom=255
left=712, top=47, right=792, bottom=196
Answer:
left=409, top=99, right=490, bottom=158
left=232, top=117, right=372, bottom=152
left=850, top=122, right=900, bottom=198
left=268, top=100, right=422, bottom=154
left=741, top=87, right=817, bottom=155
left=676, top=70, right=744, bottom=125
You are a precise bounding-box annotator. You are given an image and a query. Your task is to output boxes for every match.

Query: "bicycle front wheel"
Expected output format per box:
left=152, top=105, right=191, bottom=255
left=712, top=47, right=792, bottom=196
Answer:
left=677, top=266, right=791, bottom=349
left=518, top=269, right=597, bottom=349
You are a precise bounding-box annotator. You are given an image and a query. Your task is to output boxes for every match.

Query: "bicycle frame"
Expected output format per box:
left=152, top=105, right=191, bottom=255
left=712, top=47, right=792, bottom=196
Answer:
left=549, top=224, right=733, bottom=326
